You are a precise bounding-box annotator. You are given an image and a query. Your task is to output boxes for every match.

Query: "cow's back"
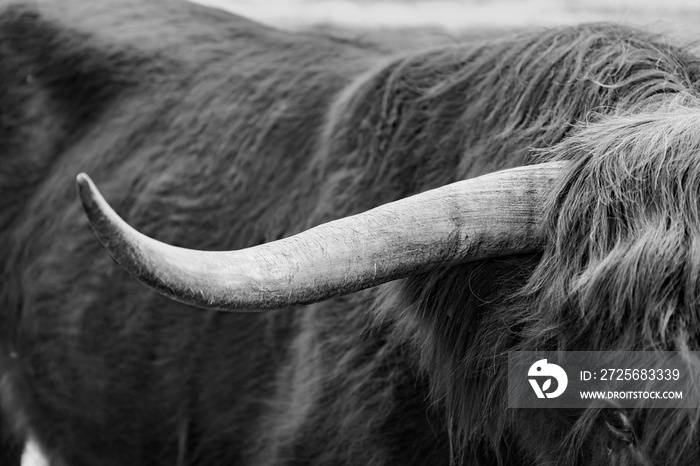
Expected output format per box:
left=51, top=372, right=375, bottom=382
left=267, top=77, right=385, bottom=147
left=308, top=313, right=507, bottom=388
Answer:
left=0, top=1, right=386, bottom=464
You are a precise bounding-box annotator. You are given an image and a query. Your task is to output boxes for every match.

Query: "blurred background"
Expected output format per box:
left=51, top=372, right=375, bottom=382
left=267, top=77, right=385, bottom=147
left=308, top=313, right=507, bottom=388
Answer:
left=192, top=0, right=700, bottom=49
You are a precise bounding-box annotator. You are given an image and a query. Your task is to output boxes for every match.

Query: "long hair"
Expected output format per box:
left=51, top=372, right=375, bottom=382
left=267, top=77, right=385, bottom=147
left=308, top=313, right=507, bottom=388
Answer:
left=6, top=4, right=700, bottom=463
left=317, top=23, right=700, bottom=464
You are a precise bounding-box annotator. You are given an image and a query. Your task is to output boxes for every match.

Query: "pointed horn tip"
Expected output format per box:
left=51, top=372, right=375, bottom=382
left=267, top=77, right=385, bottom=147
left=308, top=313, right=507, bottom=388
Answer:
left=76, top=172, right=92, bottom=191
left=75, top=172, right=122, bottom=243
left=76, top=172, right=98, bottom=209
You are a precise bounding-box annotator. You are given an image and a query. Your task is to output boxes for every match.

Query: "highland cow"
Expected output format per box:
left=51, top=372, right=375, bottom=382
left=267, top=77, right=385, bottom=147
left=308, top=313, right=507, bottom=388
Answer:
left=2, top=0, right=700, bottom=465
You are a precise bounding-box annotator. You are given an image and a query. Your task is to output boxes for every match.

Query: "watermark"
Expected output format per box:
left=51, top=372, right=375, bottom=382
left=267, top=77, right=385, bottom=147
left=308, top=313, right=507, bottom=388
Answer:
left=508, top=351, right=700, bottom=408
left=528, top=359, right=568, bottom=398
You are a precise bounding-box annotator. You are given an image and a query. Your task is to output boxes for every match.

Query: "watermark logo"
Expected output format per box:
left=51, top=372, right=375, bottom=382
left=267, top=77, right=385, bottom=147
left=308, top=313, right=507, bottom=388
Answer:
left=509, top=352, right=699, bottom=408
left=528, top=359, right=568, bottom=399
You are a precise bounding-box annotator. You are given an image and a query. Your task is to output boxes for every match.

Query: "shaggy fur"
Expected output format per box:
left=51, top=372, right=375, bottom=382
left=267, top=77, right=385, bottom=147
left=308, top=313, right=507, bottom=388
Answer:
left=2, top=1, right=700, bottom=465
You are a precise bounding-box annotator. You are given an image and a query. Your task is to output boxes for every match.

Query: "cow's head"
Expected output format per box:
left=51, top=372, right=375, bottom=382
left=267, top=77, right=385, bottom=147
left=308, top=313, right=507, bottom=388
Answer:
left=76, top=97, right=700, bottom=465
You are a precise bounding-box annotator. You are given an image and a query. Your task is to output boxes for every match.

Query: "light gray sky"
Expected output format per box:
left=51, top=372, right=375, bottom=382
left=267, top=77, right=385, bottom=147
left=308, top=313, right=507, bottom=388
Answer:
left=191, top=0, right=700, bottom=33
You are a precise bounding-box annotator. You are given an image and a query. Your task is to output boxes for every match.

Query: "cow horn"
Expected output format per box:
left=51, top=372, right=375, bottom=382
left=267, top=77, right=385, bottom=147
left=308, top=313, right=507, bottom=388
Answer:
left=76, top=161, right=566, bottom=311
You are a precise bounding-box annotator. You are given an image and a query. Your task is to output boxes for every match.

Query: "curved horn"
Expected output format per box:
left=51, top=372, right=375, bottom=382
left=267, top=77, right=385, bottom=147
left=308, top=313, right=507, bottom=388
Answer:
left=76, top=161, right=566, bottom=311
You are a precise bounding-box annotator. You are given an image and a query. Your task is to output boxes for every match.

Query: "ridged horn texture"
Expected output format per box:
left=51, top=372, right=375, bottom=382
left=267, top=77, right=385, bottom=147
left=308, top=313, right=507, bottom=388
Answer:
left=76, top=161, right=566, bottom=311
